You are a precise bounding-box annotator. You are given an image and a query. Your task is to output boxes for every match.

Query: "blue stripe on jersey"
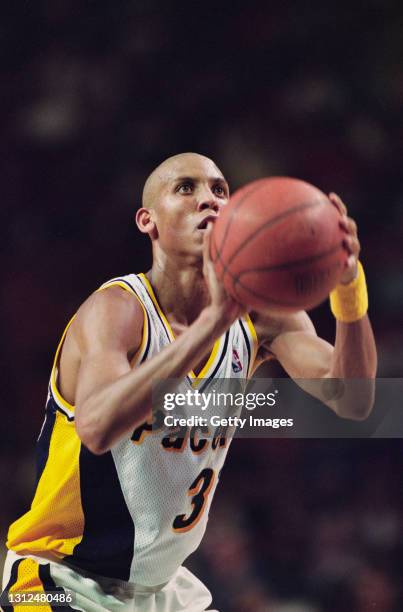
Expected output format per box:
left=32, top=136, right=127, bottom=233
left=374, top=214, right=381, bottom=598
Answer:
left=37, top=564, right=77, bottom=611
left=1, top=558, right=23, bottom=611
left=238, top=320, right=251, bottom=376
left=36, top=400, right=57, bottom=484
left=141, top=309, right=151, bottom=363
left=47, top=388, right=75, bottom=422
left=64, top=446, right=134, bottom=581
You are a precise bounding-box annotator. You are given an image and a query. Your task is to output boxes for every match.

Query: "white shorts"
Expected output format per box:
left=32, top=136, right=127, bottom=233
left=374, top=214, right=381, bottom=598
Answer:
left=1, top=550, right=218, bottom=612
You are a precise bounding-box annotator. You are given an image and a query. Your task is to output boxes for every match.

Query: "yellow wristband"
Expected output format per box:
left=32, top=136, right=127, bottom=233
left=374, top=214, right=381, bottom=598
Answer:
left=329, top=261, right=368, bottom=322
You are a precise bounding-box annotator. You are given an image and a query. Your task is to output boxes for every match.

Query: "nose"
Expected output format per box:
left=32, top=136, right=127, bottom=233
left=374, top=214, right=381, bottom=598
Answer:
left=196, top=192, right=220, bottom=214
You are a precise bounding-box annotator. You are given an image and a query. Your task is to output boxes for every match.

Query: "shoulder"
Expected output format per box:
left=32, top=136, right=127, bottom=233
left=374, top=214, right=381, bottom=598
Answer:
left=72, top=285, right=145, bottom=355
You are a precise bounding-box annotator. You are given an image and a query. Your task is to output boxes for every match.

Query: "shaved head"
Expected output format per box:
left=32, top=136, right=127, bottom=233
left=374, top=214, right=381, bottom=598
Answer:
left=136, top=151, right=229, bottom=257
left=142, top=152, right=225, bottom=210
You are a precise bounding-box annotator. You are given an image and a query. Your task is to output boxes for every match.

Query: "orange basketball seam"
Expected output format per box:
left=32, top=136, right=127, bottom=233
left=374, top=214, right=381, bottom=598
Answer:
left=230, top=244, right=345, bottom=307
left=221, top=200, right=323, bottom=277
left=235, top=243, right=344, bottom=274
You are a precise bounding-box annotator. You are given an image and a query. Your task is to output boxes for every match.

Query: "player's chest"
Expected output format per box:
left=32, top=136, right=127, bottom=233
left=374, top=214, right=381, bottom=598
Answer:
left=170, top=322, right=216, bottom=377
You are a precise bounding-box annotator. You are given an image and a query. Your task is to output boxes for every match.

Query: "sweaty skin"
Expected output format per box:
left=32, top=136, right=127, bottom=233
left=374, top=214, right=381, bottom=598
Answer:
left=57, top=153, right=377, bottom=454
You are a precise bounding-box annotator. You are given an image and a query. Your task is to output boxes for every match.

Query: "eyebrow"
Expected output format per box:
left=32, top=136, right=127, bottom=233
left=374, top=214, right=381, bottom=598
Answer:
left=174, top=176, right=229, bottom=188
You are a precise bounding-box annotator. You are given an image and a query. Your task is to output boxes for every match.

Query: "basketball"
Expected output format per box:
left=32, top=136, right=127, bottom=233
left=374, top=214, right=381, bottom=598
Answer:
left=210, top=177, right=349, bottom=312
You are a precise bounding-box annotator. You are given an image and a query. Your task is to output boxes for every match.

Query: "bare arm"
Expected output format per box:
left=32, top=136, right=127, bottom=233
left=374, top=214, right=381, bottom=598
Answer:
left=73, top=230, right=243, bottom=455
left=253, top=309, right=377, bottom=419
left=73, top=294, right=238, bottom=454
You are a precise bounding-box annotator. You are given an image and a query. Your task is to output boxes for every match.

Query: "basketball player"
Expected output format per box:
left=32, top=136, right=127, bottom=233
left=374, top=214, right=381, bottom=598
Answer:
left=2, top=153, right=376, bottom=611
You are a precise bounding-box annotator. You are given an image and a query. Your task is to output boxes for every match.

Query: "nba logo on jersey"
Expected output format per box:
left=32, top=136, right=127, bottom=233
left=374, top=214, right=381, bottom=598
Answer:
left=232, top=348, right=243, bottom=373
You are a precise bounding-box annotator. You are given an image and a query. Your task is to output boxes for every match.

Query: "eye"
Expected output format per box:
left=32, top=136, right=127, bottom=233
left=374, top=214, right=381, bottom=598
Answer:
left=213, top=184, right=226, bottom=197
left=177, top=182, right=193, bottom=194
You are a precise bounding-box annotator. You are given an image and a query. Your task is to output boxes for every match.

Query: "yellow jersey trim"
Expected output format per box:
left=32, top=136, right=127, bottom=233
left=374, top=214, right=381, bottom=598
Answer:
left=50, top=316, right=76, bottom=414
left=244, top=314, right=259, bottom=378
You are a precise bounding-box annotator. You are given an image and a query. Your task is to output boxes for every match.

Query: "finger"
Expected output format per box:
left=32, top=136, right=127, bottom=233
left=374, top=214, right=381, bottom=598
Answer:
left=342, top=235, right=353, bottom=251
left=351, top=236, right=360, bottom=256
left=346, top=218, right=357, bottom=236
left=329, top=193, right=343, bottom=214
left=339, top=217, right=357, bottom=236
left=342, top=236, right=360, bottom=257
left=329, top=192, right=347, bottom=214
left=203, top=223, right=213, bottom=259
left=329, top=192, right=348, bottom=216
left=342, top=237, right=351, bottom=254
left=345, top=254, right=358, bottom=274
left=203, top=224, right=216, bottom=281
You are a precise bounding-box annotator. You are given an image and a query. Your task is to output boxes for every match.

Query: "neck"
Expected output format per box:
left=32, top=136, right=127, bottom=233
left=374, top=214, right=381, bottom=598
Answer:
left=145, top=252, right=210, bottom=327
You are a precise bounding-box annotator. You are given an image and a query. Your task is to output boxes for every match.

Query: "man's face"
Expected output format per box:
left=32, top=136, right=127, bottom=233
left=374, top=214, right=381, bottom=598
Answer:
left=150, top=155, right=229, bottom=258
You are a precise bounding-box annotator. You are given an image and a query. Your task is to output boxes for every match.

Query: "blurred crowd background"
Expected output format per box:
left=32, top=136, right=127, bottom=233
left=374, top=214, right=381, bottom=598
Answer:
left=1, top=1, right=403, bottom=610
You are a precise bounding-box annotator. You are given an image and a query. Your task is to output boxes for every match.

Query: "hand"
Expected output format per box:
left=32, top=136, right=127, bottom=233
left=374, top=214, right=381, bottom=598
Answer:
left=202, top=223, right=246, bottom=326
left=329, top=192, right=360, bottom=285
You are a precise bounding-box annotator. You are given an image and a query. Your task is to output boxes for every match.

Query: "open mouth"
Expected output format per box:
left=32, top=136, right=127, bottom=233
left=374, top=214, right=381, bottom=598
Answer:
left=197, top=215, right=217, bottom=230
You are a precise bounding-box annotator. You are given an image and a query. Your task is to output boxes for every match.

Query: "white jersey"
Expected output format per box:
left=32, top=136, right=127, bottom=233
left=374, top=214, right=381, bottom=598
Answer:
left=6, top=272, right=258, bottom=588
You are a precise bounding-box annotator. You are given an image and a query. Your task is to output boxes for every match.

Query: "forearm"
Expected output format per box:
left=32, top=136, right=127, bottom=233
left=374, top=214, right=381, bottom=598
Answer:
left=325, top=258, right=377, bottom=418
left=323, top=314, right=377, bottom=420
left=329, top=315, right=377, bottom=378
left=76, top=305, right=228, bottom=454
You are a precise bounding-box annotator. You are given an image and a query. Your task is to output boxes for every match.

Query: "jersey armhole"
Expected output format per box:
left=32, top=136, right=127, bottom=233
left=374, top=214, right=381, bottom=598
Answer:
left=96, top=280, right=150, bottom=368
left=50, top=315, right=77, bottom=416
left=50, top=280, right=149, bottom=416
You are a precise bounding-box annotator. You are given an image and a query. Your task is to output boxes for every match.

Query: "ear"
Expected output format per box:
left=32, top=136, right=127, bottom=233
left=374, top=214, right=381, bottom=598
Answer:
left=135, top=208, right=158, bottom=239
